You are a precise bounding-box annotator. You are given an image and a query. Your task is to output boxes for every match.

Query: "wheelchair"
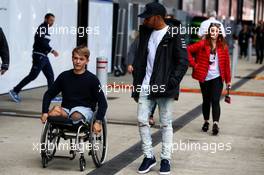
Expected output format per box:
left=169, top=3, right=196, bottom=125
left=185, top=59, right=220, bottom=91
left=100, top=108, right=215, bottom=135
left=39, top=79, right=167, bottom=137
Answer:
left=40, top=113, right=107, bottom=171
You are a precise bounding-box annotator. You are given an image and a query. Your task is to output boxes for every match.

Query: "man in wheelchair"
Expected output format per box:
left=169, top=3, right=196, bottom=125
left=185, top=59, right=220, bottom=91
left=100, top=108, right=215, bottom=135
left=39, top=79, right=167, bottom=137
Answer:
left=40, top=46, right=107, bottom=134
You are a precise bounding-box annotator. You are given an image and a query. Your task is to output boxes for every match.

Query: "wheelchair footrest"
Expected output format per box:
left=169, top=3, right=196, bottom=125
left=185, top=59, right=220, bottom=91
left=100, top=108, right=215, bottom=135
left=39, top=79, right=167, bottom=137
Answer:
left=54, top=155, right=76, bottom=160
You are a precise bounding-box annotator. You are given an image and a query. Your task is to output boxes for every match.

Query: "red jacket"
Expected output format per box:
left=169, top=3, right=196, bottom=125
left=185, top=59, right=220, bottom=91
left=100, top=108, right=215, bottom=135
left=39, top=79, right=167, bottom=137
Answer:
left=187, top=40, right=231, bottom=83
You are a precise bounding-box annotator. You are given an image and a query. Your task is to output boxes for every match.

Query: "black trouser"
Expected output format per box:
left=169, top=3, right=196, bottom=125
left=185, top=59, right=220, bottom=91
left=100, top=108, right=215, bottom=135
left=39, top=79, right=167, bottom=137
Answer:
left=240, top=44, right=248, bottom=57
left=256, top=44, right=264, bottom=64
left=14, top=53, right=54, bottom=93
left=199, top=77, right=223, bottom=122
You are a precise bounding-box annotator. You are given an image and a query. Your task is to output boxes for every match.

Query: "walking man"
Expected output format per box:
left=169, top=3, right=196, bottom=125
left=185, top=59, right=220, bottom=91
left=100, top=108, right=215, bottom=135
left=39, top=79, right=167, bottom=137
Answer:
left=132, top=2, right=189, bottom=174
left=238, top=25, right=251, bottom=59
left=254, top=21, right=264, bottom=64
left=9, top=13, right=59, bottom=102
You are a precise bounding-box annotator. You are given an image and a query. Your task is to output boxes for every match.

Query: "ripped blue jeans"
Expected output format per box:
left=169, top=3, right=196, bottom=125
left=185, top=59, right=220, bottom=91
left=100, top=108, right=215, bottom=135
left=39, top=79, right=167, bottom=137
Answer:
left=137, top=91, right=174, bottom=160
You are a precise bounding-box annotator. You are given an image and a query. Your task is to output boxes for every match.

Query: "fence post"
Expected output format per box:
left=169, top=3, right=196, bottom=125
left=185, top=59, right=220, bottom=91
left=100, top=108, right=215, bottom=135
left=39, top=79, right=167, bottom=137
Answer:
left=247, top=37, right=252, bottom=62
left=232, top=40, right=239, bottom=80
left=97, top=57, right=108, bottom=95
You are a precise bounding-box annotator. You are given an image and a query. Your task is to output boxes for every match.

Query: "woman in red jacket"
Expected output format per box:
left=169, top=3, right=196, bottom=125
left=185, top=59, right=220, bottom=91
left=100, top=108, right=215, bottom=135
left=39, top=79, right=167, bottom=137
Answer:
left=187, top=23, right=231, bottom=135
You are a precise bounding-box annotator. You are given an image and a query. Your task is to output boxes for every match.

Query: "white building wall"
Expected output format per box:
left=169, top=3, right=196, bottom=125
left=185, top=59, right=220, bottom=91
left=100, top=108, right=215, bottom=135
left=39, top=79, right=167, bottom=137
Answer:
left=88, top=0, right=113, bottom=74
left=0, top=0, right=77, bottom=94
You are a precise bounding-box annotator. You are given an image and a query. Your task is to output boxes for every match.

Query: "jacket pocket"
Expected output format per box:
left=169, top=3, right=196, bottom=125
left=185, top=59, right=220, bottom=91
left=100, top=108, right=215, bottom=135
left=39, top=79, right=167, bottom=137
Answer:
left=167, top=76, right=177, bottom=90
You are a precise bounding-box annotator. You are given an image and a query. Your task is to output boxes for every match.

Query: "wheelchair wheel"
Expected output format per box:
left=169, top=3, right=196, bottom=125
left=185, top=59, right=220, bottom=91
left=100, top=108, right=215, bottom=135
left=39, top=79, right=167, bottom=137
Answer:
left=114, top=69, right=122, bottom=77
left=89, top=118, right=107, bottom=167
left=42, top=155, right=48, bottom=168
left=79, top=156, right=86, bottom=171
left=40, top=122, right=60, bottom=166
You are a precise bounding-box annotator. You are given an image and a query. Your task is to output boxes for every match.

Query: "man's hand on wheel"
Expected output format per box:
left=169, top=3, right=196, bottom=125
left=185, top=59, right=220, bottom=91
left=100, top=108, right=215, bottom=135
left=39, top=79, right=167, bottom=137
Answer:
left=41, top=113, right=48, bottom=124
left=93, top=121, right=102, bottom=135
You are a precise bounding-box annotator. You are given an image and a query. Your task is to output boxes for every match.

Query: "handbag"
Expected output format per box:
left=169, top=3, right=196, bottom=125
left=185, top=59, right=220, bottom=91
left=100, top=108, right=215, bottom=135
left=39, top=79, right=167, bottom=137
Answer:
left=224, top=85, right=231, bottom=104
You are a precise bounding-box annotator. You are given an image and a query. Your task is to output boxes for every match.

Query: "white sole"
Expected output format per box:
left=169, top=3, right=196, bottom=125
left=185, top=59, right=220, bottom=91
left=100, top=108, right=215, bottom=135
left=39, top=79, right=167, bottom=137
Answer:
left=138, top=162, right=157, bottom=174
left=159, top=171, right=170, bottom=175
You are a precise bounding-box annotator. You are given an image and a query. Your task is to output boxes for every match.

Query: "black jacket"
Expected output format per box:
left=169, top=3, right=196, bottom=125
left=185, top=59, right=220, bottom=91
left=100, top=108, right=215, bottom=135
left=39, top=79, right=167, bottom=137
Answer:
left=238, top=30, right=251, bottom=46
left=33, top=22, right=53, bottom=55
left=132, top=25, right=189, bottom=100
left=255, top=26, right=264, bottom=46
left=0, top=27, right=9, bottom=70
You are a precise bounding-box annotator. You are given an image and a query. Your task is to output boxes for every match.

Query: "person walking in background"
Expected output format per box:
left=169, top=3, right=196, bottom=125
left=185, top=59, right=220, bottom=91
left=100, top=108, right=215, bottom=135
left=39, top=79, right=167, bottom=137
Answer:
left=9, top=13, right=59, bottom=103
left=164, top=14, right=181, bottom=27
left=238, top=25, right=251, bottom=59
left=133, top=2, right=189, bottom=174
left=187, top=23, right=231, bottom=135
left=0, top=27, right=9, bottom=75
left=254, top=21, right=264, bottom=64
left=127, top=30, right=139, bottom=74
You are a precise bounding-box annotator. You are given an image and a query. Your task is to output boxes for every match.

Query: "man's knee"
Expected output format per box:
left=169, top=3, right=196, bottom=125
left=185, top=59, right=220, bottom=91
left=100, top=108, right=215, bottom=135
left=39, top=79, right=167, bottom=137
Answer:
left=138, top=117, right=149, bottom=127
left=47, top=75, right=54, bottom=82
left=28, top=69, right=41, bottom=80
left=160, top=115, right=172, bottom=128
left=47, top=78, right=54, bottom=88
left=70, top=112, right=83, bottom=121
left=47, top=72, right=54, bottom=82
left=160, top=122, right=173, bottom=130
left=27, top=73, right=38, bottom=81
left=160, top=123, right=172, bottom=129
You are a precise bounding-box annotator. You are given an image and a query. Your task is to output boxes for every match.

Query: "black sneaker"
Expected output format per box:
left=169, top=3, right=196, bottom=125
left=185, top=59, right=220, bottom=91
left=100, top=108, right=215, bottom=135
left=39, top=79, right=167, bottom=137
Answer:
left=159, top=159, right=170, bottom=175
left=138, top=156, right=156, bottom=174
left=212, top=123, right=219, bottom=135
left=202, top=122, right=209, bottom=132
